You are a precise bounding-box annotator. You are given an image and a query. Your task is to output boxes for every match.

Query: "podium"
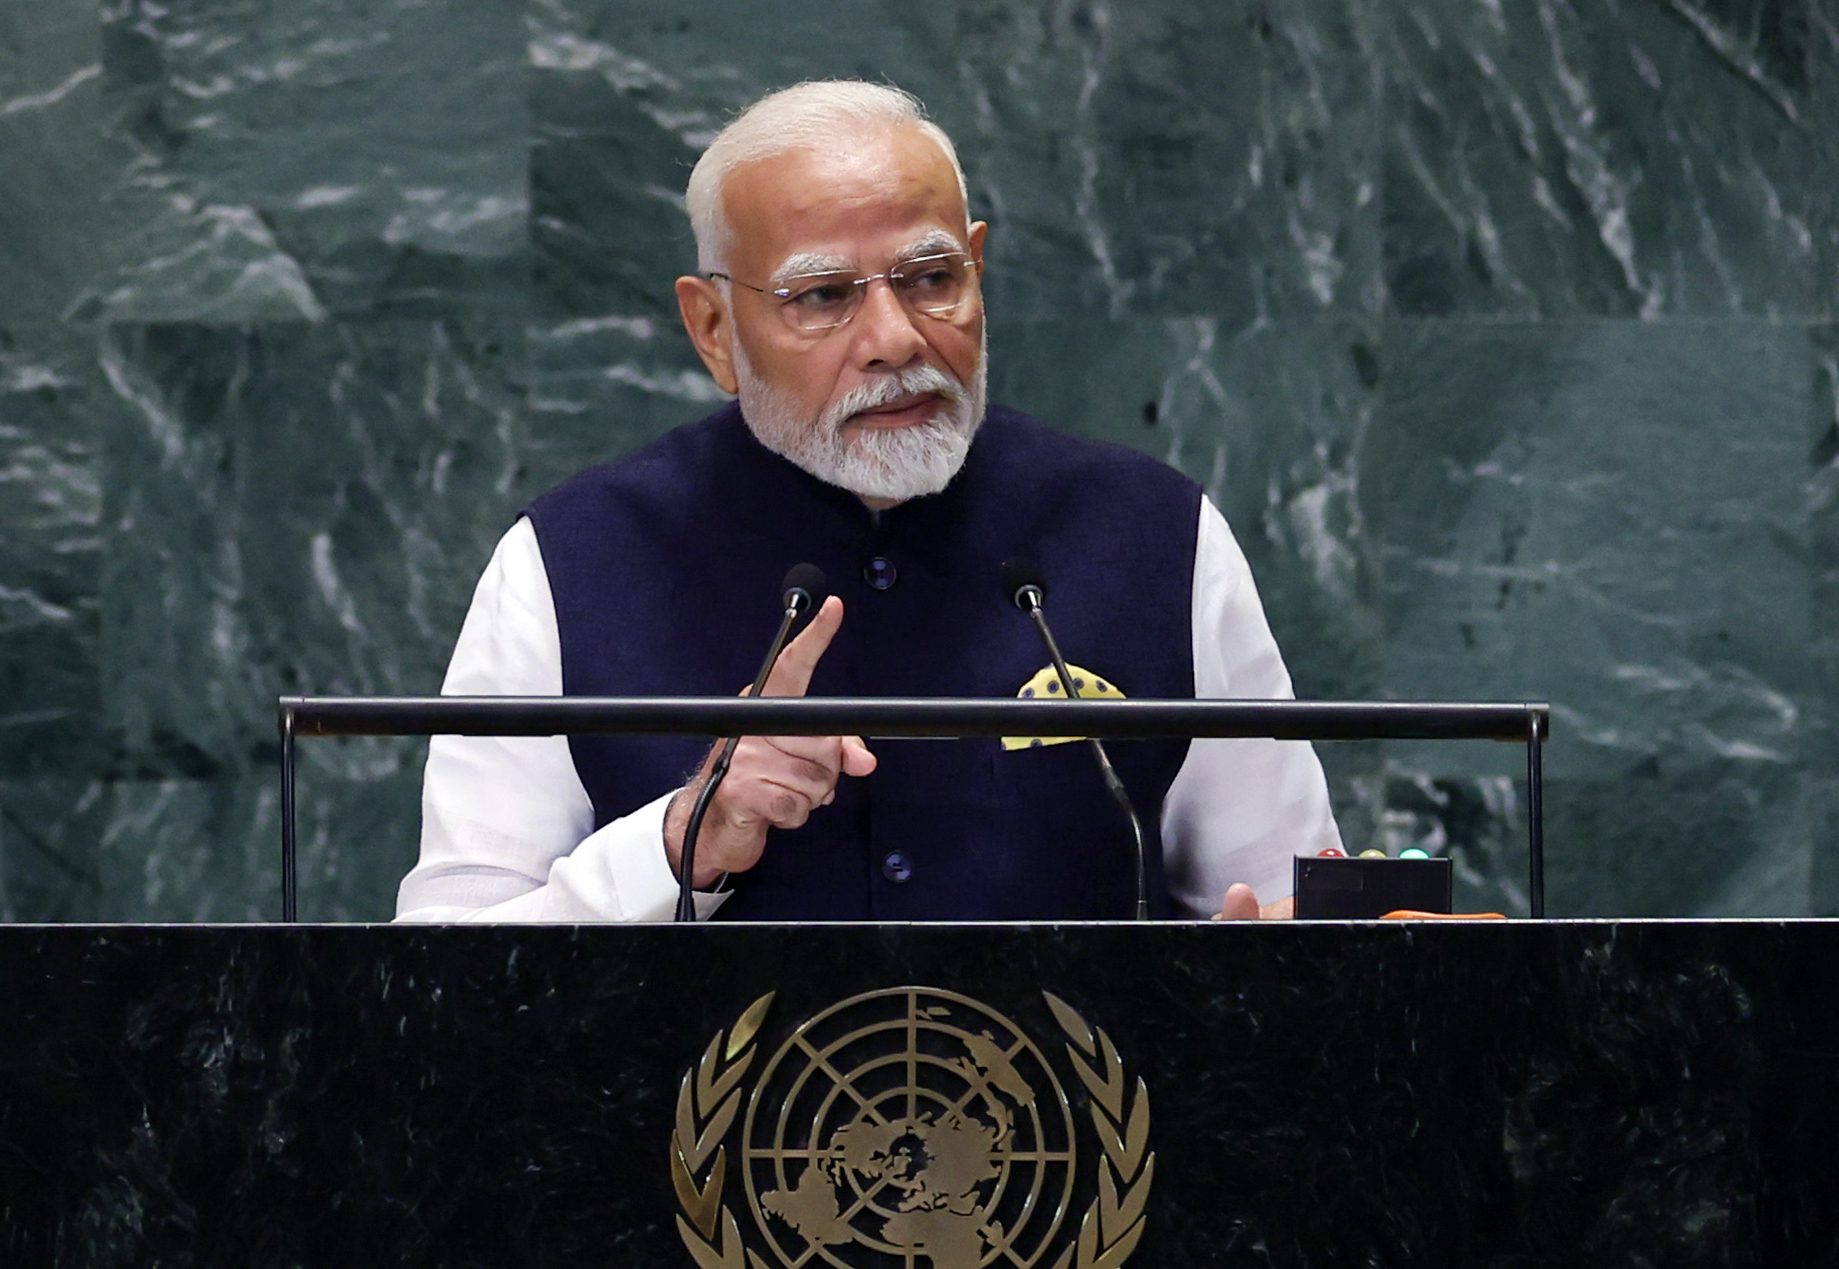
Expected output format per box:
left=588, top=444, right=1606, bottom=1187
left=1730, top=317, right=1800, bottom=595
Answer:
left=2, top=920, right=1835, bottom=1264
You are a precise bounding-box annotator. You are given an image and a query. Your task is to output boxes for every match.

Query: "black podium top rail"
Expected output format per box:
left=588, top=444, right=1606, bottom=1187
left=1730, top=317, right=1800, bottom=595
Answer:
left=276, top=696, right=1549, bottom=922
left=280, top=695, right=1548, bottom=742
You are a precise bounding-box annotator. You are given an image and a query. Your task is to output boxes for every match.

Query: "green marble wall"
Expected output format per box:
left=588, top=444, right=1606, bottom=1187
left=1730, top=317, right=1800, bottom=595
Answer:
left=1, top=1, right=1833, bottom=921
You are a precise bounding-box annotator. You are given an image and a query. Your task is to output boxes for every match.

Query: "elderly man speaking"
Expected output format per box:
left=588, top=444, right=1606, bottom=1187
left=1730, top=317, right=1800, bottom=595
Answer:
left=396, top=81, right=1341, bottom=923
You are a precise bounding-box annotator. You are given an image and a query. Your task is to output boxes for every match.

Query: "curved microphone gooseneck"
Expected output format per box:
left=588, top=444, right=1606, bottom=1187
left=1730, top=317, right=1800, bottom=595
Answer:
left=675, top=563, right=828, bottom=922
left=1000, top=558, right=1151, bottom=921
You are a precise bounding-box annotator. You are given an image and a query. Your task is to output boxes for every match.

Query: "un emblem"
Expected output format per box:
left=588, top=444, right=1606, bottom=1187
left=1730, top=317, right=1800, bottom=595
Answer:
left=670, top=987, right=1153, bottom=1268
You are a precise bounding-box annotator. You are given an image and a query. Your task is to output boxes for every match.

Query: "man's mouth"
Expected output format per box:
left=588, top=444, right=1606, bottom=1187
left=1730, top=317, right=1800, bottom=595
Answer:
left=850, top=391, right=944, bottom=429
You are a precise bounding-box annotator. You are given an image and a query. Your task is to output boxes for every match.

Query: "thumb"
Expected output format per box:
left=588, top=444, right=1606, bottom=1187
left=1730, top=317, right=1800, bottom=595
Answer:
left=839, top=735, right=877, bottom=777
left=1214, top=882, right=1261, bottom=921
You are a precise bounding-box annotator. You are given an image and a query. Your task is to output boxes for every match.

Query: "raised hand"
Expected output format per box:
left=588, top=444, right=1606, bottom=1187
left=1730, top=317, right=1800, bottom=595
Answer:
left=664, top=596, right=876, bottom=887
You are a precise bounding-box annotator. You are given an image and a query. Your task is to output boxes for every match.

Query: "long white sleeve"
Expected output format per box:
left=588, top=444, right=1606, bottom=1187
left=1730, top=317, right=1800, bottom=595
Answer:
left=1158, top=496, right=1344, bottom=916
left=394, top=518, right=725, bottom=922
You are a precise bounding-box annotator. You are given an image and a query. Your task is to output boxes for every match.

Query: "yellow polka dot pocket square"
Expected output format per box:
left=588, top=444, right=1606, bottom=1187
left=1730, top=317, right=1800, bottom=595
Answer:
left=1001, top=664, right=1124, bottom=750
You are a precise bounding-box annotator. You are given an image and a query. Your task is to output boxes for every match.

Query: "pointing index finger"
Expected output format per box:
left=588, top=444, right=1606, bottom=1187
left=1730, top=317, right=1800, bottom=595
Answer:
left=761, top=595, right=843, bottom=699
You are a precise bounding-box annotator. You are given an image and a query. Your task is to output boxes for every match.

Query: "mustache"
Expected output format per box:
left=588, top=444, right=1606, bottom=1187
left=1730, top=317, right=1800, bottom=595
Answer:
left=823, top=365, right=969, bottom=432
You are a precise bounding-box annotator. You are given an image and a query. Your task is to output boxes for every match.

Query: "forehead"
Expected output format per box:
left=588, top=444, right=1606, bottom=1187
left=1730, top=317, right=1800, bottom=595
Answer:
left=721, top=125, right=968, bottom=276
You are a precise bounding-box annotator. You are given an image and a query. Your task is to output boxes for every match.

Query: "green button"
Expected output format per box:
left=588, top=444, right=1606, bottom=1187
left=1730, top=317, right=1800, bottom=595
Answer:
left=1398, top=847, right=1430, bottom=860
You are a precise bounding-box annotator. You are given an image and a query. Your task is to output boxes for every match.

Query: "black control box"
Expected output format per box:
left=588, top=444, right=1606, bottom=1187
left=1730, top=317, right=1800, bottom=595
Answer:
left=1293, top=856, right=1453, bottom=920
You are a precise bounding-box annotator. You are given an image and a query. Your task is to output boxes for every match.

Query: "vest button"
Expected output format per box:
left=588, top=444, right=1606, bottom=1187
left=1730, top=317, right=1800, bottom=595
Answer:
left=881, top=850, right=914, bottom=883
left=862, top=556, right=897, bottom=590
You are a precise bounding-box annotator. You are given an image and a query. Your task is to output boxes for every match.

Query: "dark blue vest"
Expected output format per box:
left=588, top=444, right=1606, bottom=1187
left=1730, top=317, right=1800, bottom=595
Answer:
left=523, top=403, right=1200, bottom=920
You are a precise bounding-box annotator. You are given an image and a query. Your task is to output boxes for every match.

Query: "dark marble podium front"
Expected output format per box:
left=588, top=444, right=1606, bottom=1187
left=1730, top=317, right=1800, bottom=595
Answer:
left=0, top=921, right=1832, bottom=1266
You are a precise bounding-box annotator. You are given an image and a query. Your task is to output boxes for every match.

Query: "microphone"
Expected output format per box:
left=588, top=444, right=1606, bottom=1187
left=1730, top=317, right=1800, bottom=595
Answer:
left=1000, top=558, right=1151, bottom=921
left=781, top=562, right=826, bottom=613
left=676, top=563, right=830, bottom=921
left=999, top=558, right=1045, bottom=614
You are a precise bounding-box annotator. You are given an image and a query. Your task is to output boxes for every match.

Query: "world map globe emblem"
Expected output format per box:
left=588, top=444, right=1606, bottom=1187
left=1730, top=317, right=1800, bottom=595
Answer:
left=740, top=987, right=1078, bottom=1267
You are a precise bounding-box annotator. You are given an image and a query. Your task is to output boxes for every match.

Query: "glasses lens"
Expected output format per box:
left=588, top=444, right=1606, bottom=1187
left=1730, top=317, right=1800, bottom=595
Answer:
left=778, top=273, right=864, bottom=331
left=891, top=253, right=974, bottom=316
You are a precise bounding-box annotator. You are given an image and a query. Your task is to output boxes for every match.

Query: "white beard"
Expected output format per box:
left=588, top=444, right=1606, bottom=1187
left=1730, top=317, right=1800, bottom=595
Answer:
left=733, top=335, right=988, bottom=504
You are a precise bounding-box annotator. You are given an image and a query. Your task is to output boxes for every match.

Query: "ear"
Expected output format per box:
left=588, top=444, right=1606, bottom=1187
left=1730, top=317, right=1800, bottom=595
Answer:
left=675, top=275, right=738, bottom=396
left=968, top=219, right=988, bottom=269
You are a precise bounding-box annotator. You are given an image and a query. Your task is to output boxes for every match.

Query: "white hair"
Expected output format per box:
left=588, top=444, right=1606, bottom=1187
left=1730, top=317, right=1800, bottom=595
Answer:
left=686, top=80, right=970, bottom=273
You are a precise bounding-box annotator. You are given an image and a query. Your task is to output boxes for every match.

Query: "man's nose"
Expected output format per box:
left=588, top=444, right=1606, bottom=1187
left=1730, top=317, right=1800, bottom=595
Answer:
left=848, top=277, right=927, bottom=371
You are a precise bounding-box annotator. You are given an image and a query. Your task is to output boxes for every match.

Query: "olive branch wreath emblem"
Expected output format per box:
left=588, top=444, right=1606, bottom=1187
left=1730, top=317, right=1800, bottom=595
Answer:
left=1041, top=992, right=1154, bottom=1269
left=670, top=989, right=1153, bottom=1268
left=670, top=991, right=774, bottom=1269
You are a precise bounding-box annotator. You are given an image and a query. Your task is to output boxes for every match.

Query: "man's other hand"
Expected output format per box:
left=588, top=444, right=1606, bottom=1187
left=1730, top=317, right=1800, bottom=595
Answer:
left=664, top=596, right=876, bottom=887
left=1212, top=883, right=1294, bottom=921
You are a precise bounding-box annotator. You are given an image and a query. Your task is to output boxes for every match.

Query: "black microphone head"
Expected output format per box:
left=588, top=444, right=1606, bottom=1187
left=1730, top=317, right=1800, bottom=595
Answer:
left=1000, top=557, right=1047, bottom=610
left=781, top=562, right=828, bottom=613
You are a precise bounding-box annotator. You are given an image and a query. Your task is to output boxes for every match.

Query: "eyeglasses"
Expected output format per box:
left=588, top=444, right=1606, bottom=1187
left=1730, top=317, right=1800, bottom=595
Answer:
left=708, top=252, right=981, bottom=333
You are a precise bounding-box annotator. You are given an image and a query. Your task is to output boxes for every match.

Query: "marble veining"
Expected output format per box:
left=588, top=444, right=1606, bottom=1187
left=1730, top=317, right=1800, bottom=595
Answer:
left=0, top=0, right=1834, bottom=918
